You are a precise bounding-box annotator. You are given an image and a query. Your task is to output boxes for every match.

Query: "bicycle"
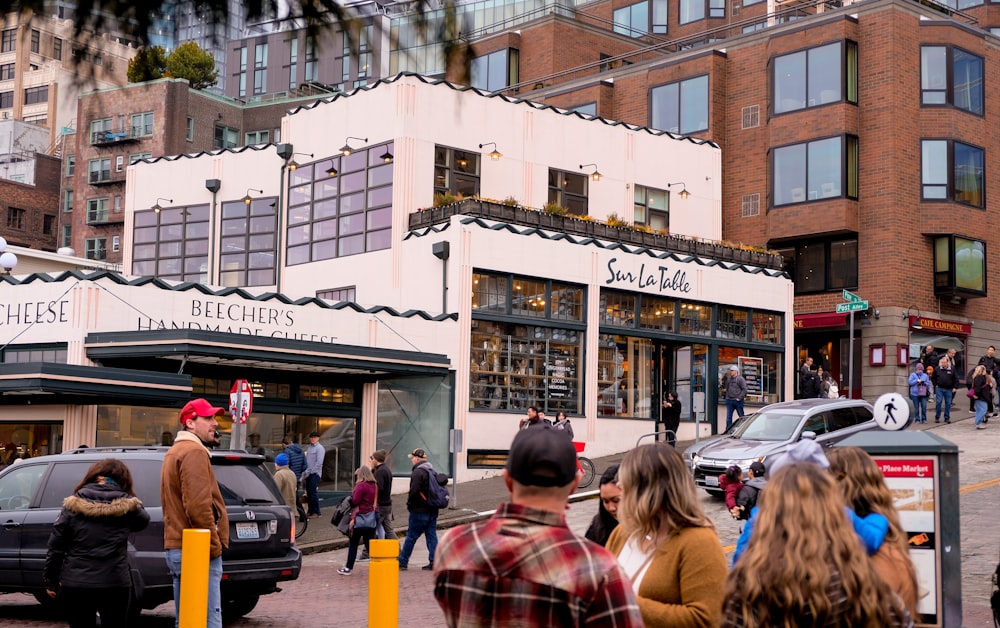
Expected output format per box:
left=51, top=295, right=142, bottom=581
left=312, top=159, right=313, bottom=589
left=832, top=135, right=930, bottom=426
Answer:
left=294, top=488, right=308, bottom=539
left=573, top=442, right=596, bottom=489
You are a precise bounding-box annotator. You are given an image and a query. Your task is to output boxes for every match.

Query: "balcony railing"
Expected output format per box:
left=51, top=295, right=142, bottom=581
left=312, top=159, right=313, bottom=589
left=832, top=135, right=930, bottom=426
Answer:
left=90, top=129, right=140, bottom=146
left=88, top=170, right=125, bottom=186
left=409, top=199, right=785, bottom=271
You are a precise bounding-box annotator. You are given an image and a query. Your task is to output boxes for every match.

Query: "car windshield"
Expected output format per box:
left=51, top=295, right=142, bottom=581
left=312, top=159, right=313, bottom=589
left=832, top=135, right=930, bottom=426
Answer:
left=730, top=410, right=803, bottom=441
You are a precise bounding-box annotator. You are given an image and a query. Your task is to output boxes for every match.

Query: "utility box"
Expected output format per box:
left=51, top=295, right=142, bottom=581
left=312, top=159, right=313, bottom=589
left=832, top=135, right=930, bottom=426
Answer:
left=835, top=430, right=960, bottom=627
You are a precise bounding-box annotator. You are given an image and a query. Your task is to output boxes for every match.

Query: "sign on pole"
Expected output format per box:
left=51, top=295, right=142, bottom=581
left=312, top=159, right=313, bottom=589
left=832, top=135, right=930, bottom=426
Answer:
left=842, top=289, right=864, bottom=303
left=835, top=300, right=869, bottom=313
left=229, top=379, right=253, bottom=425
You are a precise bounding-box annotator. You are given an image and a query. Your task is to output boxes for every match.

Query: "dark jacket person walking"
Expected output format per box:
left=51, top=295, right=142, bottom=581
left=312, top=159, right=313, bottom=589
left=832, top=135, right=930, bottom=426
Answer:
left=45, top=458, right=150, bottom=628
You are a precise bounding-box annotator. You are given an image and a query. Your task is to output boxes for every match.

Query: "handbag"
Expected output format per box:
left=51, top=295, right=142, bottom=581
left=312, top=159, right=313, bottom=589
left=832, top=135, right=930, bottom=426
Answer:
left=968, top=388, right=978, bottom=399
left=354, top=510, right=378, bottom=531
left=916, top=383, right=928, bottom=397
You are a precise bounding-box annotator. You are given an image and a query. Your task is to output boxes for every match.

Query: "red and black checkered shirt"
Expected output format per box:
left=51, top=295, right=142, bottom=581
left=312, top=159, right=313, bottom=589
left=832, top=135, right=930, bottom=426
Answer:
left=433, top=502, right=643, bottom=627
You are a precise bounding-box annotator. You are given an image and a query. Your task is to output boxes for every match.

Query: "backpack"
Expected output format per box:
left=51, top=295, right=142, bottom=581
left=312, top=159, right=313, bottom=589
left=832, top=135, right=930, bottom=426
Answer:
left=738, top=484, right=760, bottom=520
left=419, top=463, right=450, bottom=509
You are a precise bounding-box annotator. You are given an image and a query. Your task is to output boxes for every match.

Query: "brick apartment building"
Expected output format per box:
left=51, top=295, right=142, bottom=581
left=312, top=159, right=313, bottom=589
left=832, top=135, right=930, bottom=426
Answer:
left=431, top=0, right=998, bottom=400
left=0, top=152, right=60, bottom=250
left=67, top=78, right=324, bottom=263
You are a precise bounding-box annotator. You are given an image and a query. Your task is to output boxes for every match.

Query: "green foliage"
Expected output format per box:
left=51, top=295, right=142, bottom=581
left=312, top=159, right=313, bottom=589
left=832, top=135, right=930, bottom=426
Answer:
left=127, top=46, right=168, bottom=83
left=605, top=213, right=628, bottom=227
left=434, top=191, right=464, bottom=207
left=501, top=196, right=520, bottom=208
left=165, top=41, right=219, bottom=90
left=543, top=201, right=567, bottom=215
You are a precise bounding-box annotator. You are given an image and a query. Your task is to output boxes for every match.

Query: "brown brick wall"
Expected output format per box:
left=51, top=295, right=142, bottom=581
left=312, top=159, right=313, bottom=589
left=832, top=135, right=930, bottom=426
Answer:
left=0, top=155, right=60, bottom=251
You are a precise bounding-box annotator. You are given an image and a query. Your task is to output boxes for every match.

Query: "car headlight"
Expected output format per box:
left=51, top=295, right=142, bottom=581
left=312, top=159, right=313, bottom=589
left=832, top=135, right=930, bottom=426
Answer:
left=689, top=454, right=701, bottom=465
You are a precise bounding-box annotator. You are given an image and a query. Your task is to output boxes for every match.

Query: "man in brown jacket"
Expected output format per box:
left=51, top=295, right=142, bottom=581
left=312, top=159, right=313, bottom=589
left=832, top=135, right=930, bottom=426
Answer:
left=161, top=398, right=230, bottom=628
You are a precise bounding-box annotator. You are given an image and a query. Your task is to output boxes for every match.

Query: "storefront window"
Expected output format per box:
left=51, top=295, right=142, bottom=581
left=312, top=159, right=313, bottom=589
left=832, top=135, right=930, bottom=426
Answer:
left=717, top=307, right=748, bottom=340
left=470, top=320, right=582, bottom=413
left=716, top=347, right=782, bottom=404
left=601, top=289, right=676, bottom=331
left=377, top=375, right=452, bottom=475
left=597, top=334, right=654, bottom=418
left=0, top=423, right=62, bottom=461
left=679, top=302, right=711, bottom=335
left=752, top=311, right=782, bottom=344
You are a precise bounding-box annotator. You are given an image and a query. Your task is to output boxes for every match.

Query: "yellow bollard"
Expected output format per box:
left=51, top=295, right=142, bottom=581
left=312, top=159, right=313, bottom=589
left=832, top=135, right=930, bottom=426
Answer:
left=179, top=528, right=211, bottom=628
left=368, top=539, right=400, bottom=628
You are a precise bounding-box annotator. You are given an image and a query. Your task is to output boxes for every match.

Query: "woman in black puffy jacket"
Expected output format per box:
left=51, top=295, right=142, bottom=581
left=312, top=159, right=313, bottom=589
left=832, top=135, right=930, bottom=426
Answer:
left=45, top=458, right=150, bottom=628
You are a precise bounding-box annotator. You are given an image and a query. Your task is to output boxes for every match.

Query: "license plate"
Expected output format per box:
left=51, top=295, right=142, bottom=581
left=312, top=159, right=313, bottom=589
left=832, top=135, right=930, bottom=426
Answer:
left=236, top=522, right=259, bottom=539
left=704, top=475, right=719, bottom=487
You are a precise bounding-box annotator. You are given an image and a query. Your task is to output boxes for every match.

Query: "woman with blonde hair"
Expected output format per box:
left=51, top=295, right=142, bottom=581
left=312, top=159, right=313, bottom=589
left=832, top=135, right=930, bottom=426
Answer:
left=605, top=442, right=727, bottom=627
left=722, top=462, right=913, bottom=627
left=827, top=446, right=919, bottom=616
left=338, top=465, right=378, bottom=575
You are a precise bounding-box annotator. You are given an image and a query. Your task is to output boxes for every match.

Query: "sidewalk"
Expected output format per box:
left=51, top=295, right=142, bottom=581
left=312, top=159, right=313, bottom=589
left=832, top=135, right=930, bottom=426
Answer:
left=296, top=450, right=627, bottom=555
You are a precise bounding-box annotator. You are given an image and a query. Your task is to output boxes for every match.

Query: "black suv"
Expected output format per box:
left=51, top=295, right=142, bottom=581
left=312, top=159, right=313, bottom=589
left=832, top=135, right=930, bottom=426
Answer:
left=0, top=447, right=301, bottom=621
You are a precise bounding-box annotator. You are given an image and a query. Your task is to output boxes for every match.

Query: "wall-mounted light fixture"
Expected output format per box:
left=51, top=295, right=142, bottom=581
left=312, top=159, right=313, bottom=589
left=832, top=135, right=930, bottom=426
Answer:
left=478, top=142, right=502, bottom=161
left=242, top=188, right=263, bottom=206
left=288, top=152, right=314, bottom=171
left=667, top=181, right=690, bottom=199
left=579, top=163, right=602, bottom=182
left=379, top=148, right=393, bottom=163
left=0, top=236, right=18, bottom=275
left=325, top=164, right=339, bottom=177
left=152, top=197, right=174, bottom=213
left=340, top=137, right=368, bottom=156
left=903, top=305, right=922, bottom=330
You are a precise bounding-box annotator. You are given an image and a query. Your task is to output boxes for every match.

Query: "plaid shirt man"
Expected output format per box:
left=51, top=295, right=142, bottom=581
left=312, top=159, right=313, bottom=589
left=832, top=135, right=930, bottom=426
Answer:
left=433, top=502, right=643, bottom=627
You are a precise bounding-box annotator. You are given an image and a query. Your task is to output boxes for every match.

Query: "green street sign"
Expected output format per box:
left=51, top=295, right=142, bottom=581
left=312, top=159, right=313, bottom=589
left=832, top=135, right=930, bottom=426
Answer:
left=842, top=290, right=863, bottom=303
left=836, top=301, right=869, bottom=313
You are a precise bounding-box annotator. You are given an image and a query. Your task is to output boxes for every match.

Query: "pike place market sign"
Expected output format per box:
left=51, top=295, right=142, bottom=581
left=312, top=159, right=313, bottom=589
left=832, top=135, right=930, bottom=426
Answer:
left=604, top=258, right=692, bottom=294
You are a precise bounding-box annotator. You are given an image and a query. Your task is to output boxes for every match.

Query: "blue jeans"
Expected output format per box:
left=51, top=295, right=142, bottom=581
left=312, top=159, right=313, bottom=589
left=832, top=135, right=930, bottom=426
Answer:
left=935, top=388, right=953, bottom=421
left=725, top=399, right=745, bottom=430
left=397, top=510, right=438, bottom=568
left=166, top=549, right=222, bottom=628
left=910, top=395, right=928, bottom=422
left=304, top=473, right=321, bottom=515
left=975, top=399, right=988, bottom=426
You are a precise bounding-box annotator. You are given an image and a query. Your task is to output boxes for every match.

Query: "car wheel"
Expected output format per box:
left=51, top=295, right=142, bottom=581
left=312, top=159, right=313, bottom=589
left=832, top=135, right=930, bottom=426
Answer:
left=222, top=593, right=260, bottom=622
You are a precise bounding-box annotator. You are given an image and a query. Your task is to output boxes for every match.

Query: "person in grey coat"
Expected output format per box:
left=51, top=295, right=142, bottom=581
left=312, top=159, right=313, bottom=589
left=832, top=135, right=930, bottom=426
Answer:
left=722, top=364, right=749, bottom=430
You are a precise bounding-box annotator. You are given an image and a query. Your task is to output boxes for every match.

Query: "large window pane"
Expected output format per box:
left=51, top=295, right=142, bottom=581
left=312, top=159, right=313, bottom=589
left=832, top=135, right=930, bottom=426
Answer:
left=651, top=75, right=708, bottom=134
left=953, top=49, right=983, bottom=115
left=773, top=143, right=806, bottom=205
left=808, top=43, right=841, bottom=105
left=921, top=140, right=948, bottom=199
left=774, top=51, right=806, bottom=113
left=954, top=141, right=984, bottom=207
left=921, top=47, right=947, bottom=105
left=470, top=321, right=582, bottom=413
left=597, top=334, right=653, bottom=418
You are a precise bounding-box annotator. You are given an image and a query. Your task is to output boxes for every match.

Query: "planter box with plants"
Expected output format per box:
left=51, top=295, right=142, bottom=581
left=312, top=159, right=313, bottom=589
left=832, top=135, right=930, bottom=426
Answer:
left=409, top=198, right=784, bottom=271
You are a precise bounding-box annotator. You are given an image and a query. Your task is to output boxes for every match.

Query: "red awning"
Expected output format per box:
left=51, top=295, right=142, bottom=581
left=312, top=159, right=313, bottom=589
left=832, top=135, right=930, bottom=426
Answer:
left=793, top=313, right=848, bottom=329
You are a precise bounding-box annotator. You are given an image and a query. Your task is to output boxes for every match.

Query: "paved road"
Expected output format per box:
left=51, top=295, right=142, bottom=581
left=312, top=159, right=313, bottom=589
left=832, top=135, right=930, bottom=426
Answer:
left=1, top=415, right=997, bottom=626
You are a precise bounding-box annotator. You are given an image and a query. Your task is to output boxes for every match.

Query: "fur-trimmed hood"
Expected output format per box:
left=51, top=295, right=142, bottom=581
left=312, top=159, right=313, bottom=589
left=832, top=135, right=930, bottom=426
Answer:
left=62, top=484, right=144, bottom=518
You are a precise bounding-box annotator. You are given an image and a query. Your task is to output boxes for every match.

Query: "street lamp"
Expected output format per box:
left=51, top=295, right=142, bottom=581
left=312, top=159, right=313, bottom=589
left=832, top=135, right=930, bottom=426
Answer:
left=0, top=236, right=17, bottom=274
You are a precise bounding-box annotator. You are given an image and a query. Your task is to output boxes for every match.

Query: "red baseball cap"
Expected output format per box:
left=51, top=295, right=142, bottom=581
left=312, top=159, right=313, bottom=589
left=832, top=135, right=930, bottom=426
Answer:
left=179, top=398, right=226, bottom=425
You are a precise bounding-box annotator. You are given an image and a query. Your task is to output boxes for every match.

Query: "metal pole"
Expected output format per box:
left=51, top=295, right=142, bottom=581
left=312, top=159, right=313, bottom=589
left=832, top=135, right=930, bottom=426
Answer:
left=178, top=528, right=210, bottom=628
left=848, top=311, right=855, bottom=399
